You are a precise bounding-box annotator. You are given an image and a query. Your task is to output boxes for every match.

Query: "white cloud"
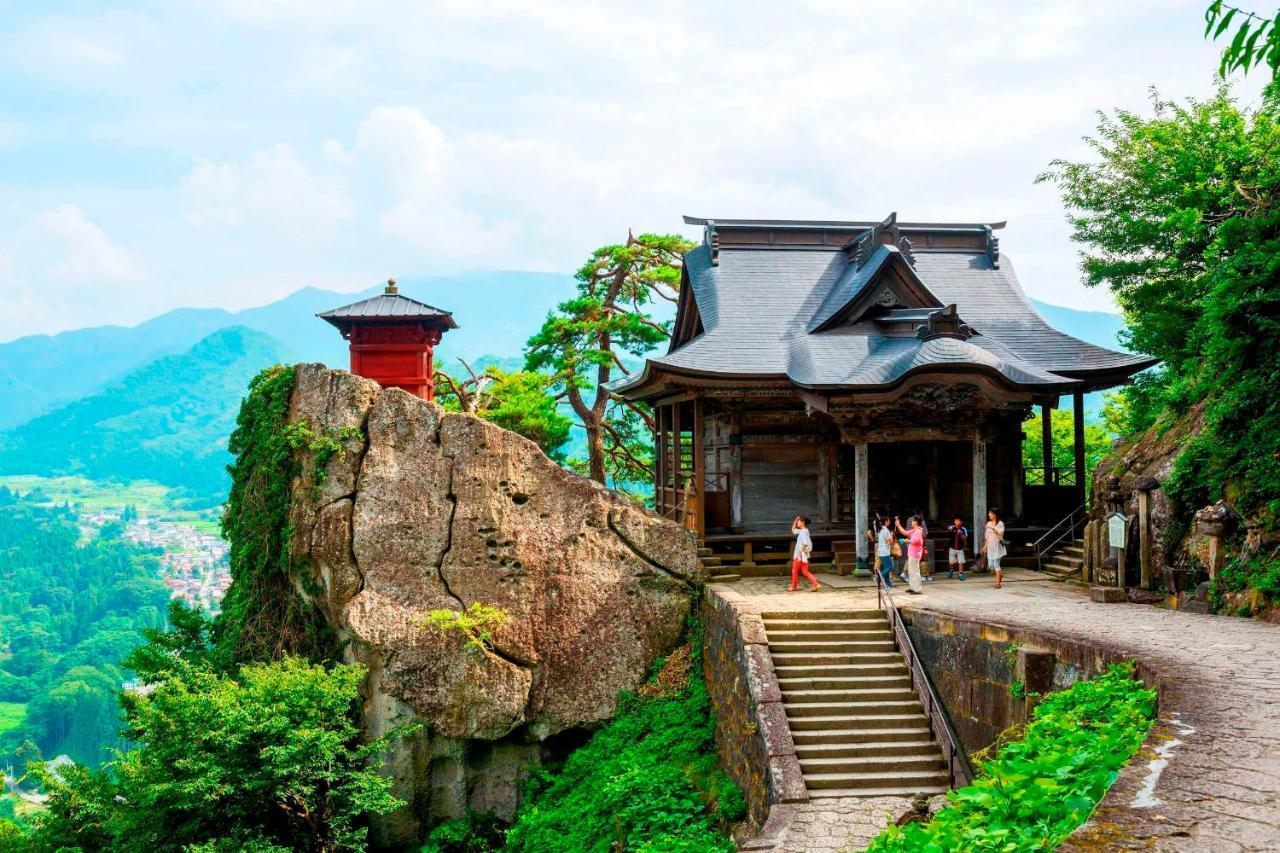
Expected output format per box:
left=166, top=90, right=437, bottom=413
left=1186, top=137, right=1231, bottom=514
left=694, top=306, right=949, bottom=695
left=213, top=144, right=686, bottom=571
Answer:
left=0, top=205, right=144, bottom=339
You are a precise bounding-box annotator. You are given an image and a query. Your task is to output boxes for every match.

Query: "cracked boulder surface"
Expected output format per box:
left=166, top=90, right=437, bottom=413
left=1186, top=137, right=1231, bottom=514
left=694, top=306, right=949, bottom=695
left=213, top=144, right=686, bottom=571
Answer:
left=285, top=364, right=702, bottom=839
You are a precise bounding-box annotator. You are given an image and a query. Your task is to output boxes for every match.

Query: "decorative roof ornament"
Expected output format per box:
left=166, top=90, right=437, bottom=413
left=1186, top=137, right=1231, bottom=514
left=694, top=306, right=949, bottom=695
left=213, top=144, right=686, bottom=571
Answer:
left=915, top=304, right=974, bottom=341
left=851, top=211, right=899, bottom=268
left=385, top=277, right=398, bottom=295
left=897, top=235, right=916, bottom=267
left=984, top=226, right=1000, bottom=268
left=705, top=221, right=720, bottom=266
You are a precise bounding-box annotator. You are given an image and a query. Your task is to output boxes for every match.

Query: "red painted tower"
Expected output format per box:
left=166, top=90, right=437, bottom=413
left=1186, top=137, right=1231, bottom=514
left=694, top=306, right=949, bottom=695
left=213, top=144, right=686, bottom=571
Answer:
left=317, top=278, right=457, bottom=400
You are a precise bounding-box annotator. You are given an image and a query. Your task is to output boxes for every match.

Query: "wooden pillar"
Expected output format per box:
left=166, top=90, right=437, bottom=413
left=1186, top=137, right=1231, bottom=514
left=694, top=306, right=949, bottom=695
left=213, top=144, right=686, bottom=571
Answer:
left=854, top=441, right=869, bottom=561
left=728, top=409, right=743, bottom=533
left=816, top=444, right=832, bottom=528
left=1072, top=391, right=1086, bottom=507
left=1012, top=418, right=1024, bottom=519
left=692, top=397, right=706, bottom=540
left=1040, top=403, right=1053, bottom=483
left=672, top=403, right=683, bottom=522
left=972, top=436, right=987, bottom=532
left=655, top=406, right=667, bottom=515
left=926, top=444, right=939, bottom=524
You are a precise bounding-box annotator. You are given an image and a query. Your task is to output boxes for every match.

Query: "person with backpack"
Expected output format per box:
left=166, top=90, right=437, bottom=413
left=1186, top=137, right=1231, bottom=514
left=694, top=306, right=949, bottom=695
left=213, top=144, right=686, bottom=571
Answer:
left=946, top=516, right=968, bottom=581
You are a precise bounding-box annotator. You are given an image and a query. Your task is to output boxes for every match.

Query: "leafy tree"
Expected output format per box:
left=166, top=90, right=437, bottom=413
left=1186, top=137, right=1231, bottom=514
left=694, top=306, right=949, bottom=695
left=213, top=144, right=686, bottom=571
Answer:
left=23, top=658, right=405, bottom=852
left=1039, top=84, right=1280, bottom=537
left=435, top=359, right=572, bottom=460
left=1206, top=2, right=1280, bottom=79
left=525, top=232, right=694, bottom=485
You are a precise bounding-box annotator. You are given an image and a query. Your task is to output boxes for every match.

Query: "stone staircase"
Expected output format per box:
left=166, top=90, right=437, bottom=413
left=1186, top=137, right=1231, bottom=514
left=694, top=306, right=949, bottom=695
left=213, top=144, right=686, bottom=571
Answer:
left=699, top=545, right=741, bottom=584
left=1040, top=538, right=1086, bottom=584
left=763, top=610, right=952, bottom=798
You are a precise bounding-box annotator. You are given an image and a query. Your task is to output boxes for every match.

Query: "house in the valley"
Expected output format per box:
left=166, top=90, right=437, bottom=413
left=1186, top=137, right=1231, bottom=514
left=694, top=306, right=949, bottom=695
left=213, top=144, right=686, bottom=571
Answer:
left=608, top=214, right=1155, bottom=566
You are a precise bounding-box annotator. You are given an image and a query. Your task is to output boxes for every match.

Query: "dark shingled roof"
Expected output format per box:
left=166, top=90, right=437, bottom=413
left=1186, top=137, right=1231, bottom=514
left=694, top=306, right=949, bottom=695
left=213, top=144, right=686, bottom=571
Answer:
left=610, top=224, right=1156, bottom=397
left=317, top=285, right=457, bottom=330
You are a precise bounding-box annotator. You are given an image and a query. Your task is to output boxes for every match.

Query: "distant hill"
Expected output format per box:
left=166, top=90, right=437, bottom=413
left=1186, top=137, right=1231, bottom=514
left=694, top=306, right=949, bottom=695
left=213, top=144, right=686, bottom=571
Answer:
left=0, top=271, right=573, bottom=429
left=0, top=327, right=294, bottom=505
left=1029, top=299, right=1128, bottom=352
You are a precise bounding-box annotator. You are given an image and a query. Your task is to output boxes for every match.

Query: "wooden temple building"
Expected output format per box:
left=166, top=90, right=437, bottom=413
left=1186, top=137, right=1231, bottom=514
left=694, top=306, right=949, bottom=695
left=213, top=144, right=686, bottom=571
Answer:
left=609, top=214, right=1156, bottom=567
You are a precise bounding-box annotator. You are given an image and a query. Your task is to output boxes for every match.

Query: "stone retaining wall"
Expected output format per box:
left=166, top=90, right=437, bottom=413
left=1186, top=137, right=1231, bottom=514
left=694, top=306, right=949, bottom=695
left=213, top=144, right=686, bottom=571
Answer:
left=700, top=588, right=807, bottom=827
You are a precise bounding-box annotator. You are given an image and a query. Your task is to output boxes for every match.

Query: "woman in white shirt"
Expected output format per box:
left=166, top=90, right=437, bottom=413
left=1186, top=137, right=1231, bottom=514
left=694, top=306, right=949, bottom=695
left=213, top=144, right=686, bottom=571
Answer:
left=982, top=508, right=1007, bottom=589
left=789, top=515, right=820, bottom=592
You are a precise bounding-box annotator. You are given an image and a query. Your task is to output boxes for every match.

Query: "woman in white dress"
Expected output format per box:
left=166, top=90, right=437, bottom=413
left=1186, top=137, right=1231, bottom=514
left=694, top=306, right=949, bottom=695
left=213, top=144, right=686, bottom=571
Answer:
left=982, top=507, right=1006, bottom=589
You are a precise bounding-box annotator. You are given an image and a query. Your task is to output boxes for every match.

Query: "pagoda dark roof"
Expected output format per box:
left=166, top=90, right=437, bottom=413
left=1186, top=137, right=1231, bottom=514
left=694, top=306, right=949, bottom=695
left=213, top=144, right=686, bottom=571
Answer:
left=610, top=216, right=1157, bottom=398
left=317, top=284, right=457, bottom=329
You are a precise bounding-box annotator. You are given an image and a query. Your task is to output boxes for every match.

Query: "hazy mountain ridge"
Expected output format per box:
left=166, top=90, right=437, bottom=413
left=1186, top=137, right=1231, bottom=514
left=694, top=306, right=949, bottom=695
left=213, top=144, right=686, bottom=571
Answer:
left=0, top=326, right=295, bottom=505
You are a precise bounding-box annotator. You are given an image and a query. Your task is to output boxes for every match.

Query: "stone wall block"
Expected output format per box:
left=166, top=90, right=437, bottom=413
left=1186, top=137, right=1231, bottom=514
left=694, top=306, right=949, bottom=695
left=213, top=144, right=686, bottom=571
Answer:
left=755, top=700, right=797, bottom=758
left=744, top=643, right=782, bottom=704
left=767, top=754, right=809, bottom=804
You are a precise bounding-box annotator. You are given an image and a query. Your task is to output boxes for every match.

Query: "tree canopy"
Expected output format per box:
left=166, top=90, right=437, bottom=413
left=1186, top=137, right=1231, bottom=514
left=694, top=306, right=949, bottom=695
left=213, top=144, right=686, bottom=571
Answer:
left=1206, top=3, right=1280, bottom=80
left=525, top=232, right=694, bottom=487
left=434, top=359, right=572, bottom=460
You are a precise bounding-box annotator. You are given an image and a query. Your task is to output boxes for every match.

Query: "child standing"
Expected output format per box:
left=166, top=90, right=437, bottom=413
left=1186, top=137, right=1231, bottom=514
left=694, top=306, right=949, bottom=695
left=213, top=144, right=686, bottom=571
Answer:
left=946, top=516, right=968, bottom=581
left=789, top=515, right=820, bottom=592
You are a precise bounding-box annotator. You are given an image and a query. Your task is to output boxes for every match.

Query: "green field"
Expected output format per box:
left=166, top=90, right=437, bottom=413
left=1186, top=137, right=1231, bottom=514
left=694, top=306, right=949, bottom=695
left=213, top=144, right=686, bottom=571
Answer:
left=0, top=703, right=25, bottom=735
left=0, top=475, right=222, bottom=534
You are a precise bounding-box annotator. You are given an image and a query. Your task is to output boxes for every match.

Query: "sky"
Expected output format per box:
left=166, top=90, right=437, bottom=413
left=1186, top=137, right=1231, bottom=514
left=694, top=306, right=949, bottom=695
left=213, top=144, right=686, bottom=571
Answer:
left=0, top=0, right=1268, bottom=342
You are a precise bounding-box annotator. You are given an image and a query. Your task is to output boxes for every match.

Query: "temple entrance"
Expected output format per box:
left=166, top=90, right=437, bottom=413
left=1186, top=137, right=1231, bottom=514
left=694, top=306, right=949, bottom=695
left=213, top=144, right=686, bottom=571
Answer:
left=867, top=441, right=972, bottom=528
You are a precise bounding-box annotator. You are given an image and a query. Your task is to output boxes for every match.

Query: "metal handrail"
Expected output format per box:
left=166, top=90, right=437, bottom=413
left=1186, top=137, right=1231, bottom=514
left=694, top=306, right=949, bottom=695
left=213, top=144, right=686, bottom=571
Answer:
left=874, top=570, right=975, bottom=788
left=1032, top=502, right=1087, bottom=572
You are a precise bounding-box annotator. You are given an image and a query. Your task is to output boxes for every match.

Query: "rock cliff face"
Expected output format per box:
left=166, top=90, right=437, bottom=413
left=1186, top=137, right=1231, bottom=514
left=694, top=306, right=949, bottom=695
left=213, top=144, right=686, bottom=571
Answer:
left=285, top=364, right=703, bottom=844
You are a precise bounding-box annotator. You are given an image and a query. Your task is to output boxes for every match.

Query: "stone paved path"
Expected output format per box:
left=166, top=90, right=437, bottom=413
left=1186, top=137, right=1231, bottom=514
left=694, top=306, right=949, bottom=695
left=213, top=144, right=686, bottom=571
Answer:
left=717, top=569, right=1280, bottom=852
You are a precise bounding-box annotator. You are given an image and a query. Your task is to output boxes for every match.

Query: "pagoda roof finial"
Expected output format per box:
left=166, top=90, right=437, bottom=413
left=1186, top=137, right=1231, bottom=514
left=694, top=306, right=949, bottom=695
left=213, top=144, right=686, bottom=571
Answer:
left=385, top=277, right=398, bottom=295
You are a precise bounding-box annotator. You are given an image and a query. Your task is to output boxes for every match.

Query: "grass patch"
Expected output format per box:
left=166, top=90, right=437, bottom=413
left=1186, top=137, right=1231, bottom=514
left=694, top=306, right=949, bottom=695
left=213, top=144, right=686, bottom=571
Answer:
left=865, top=663, right=1156, bottom=853
left=494, top=620, right=744, bottom=853
left=0, top=703, right=24, bottom=735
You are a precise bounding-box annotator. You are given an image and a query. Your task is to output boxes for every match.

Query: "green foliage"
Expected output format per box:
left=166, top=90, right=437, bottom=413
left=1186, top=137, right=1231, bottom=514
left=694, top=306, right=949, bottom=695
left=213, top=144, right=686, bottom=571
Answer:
left=215, top=365, right=332, bottom=666
left=281, top=420, right=365, bottom=497
left=1206, top=2, right=1280, bottom=79
left=865, top=663, right=1156, bottom=853
left=504, top=620, right=743, bottom=852
left=1021, top=409, right=1111, bottom=496
left=525, top=233, right=694, bottom=486
left=1040, top=83, right=1280, bottom=583
left=22, top=657, right=405, bottom=852
left=0, top=327, right=295, bottom=506
left=0, top=491, right=168, bottom=767
left=422, top=811, right=507, bottom=853
left=1210, top=549, right=1280, bottom=609
left=436, top=362, right=573, bottom=460
left=423, top=603, right=512, bottom=652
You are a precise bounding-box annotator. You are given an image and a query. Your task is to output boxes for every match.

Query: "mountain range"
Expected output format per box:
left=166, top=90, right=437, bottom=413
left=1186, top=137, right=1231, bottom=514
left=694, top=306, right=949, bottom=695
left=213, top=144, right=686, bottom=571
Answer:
left=0, top=271, right=1131, bottom=503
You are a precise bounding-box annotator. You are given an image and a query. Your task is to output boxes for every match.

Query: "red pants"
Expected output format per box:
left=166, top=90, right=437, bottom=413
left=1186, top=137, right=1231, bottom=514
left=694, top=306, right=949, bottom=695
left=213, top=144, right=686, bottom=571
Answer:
left=790, top=559, right=818, bottom=589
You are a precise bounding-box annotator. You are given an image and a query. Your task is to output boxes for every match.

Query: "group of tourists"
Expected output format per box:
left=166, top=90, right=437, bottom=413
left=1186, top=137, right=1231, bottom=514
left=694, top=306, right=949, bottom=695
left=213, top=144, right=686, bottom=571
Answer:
left=787, top=509, right=1007, bottom=594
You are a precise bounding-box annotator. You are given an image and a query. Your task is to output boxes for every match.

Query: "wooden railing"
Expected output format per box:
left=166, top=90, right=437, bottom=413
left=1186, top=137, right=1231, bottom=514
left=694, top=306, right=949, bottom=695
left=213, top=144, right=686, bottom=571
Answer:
left=874, top=571, right=975, bottom=788
left=1023, top=466, right=1077, bottom=487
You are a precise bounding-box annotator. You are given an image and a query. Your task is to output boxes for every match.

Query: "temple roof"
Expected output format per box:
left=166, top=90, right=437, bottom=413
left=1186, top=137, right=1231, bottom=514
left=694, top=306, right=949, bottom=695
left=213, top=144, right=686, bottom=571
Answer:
left=609, top=217, right=1157, bottom=399
left=317, top=279, right=457, bottom=330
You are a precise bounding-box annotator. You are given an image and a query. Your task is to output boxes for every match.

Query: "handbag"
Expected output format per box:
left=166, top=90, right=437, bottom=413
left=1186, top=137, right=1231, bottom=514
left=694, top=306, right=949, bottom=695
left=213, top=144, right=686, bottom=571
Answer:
left=976, top=552, right=988, bottom=572
left=890, top=538, right=902, bottom=559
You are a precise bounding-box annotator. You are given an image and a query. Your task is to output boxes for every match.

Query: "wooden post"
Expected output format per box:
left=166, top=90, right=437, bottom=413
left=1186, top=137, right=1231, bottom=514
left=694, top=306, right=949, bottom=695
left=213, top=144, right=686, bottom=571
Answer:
left=728, top=409, right=743, bottom=533
left=1137, top=490, right=1152, bottom=589
left=692, top=397, right=706, bottom=540
left=1012, top=418, right=1024, bottom=519
left=972, top=437, right=987, bottom=533
left=1083, top=520, right=1094, bottom=584
left=672, top=402, right=682, bottom=498
left=1040, top=403, right=1053, bottom=483
left=927, top=444, right=939, bottom=524
left=816, top=443, right=832, bottom=528
left=854, top=441, right=869, bottom=561
left=655, top=406, right=667, bottom=516
left=1072, top=392, right=1086, bottom=507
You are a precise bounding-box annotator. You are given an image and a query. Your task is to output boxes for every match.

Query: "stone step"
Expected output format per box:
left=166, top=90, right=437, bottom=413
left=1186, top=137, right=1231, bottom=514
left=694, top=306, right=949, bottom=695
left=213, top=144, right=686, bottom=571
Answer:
left=700, top=556, right=723, bottom=567
left=770, top=652, right=903, bottom=669
left=789, top=726, right=934, bottom=745
left=762, top=618, right=887, bottom=632
left=734, top=562, right=836, bottom=577
left=798, top=753, right=947, bottom=775
left=781, top=687, right=917, bottom=704
left=1062, top=546, right=1085, bottom=558
left=762, top=609, right=883, bottom=620
left=696, top=547, right=713, bottom=557
left=765, top=629, right=892, bottom=642
left=777, top=675, right=911, bottom=691
left=802, top=769, right=952, bottom=791
left=708, top=574, right=741, bottom=583
left=773, top=661, right=906, bottom=679
left=1049, top=554, right=1084, bottom=567
left=794, top=740, right=940, bottom=759
left=768, top=640, right=897, bottom=654
left=807, top=784, right=951, bottom=799
left=787, top=700, right=922, bottom=719
left=787, top=713, right=929, bottom=732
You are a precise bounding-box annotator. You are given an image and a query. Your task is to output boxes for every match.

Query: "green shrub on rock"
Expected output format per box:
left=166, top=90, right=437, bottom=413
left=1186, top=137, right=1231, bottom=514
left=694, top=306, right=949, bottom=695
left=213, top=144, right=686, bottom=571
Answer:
left=864, top=663, right=1156, bottom=853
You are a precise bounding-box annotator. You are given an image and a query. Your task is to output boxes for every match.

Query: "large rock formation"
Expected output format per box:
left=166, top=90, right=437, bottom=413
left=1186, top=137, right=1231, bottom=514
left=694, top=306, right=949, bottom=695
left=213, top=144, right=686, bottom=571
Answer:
left=285, top=364, right=703, bottom=844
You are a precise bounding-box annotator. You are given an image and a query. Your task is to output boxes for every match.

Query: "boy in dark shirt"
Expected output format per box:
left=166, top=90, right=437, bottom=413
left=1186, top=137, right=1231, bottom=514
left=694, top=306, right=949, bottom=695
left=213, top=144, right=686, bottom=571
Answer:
left=946, top=516, right=968, bottom=581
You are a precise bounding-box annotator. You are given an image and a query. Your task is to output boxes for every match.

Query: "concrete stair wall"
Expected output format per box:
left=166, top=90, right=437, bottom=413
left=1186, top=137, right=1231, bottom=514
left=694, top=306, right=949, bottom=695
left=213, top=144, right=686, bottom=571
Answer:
left=763, top=610, right=951, bottom=799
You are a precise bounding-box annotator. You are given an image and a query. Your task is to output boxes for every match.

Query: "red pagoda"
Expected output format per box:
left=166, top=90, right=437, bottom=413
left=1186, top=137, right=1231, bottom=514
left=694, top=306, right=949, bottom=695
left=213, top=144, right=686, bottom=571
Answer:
left=317, top=278, right=457, bottom=400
